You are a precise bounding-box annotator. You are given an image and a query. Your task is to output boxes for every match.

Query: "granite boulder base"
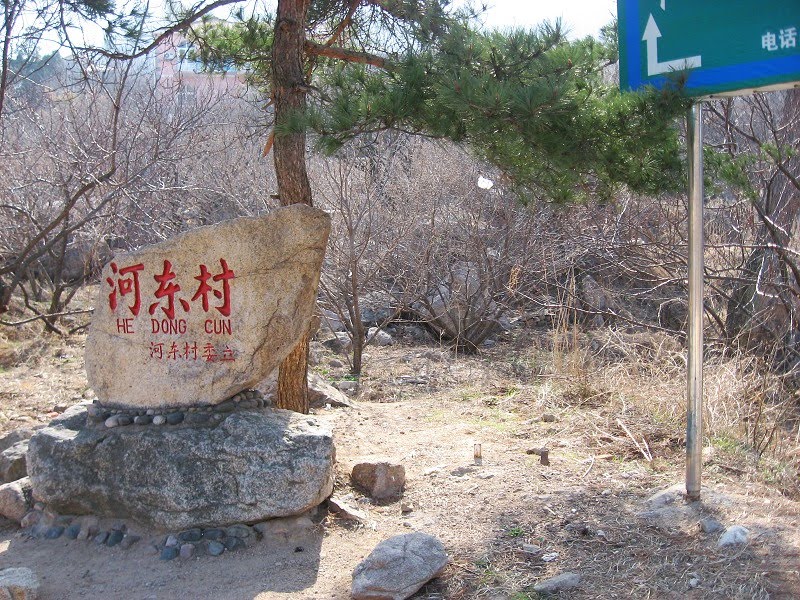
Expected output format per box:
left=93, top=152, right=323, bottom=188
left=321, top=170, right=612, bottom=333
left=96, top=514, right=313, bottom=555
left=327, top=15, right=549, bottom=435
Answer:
left=26, top=404, right=335, bottom=530
left=86, top=204, right=331, bottom=410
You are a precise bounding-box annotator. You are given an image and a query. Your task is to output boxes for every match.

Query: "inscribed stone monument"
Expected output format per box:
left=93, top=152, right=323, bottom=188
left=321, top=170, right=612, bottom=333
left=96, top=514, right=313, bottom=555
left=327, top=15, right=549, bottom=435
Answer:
left=27, top=205, right=337, bottom=529
left=86, top=204, right=331, bottom=409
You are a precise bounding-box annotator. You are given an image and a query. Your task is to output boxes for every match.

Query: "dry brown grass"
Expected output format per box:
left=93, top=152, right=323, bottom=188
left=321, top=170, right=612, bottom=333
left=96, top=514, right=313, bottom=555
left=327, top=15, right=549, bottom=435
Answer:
left=489, top=317, right=800, bottom=501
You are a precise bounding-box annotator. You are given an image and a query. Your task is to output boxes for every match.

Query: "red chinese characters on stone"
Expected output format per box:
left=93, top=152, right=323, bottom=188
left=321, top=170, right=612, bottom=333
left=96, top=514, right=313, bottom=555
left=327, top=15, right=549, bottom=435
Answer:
left=183, top=342, right=198, bottom=360
left=107, top=259, right=237, bottom=359
left=149, top=342, right=164, bottom=359
left=147, top=341, right=235, bottom=362
left=202, top=343, right=218, bottom=362
left=106, top=262, right=145, bottom=316
left=108, top=259, right=236, bottom=320
left=148, top=260, right=191, bottom=320
left=191, top=259, right=235, bottom=317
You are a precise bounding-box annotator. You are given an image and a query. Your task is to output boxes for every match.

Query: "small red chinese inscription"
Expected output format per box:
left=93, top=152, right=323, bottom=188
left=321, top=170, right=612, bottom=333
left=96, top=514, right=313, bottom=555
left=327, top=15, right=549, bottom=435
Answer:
left=145, top=340, right=236, bottom=363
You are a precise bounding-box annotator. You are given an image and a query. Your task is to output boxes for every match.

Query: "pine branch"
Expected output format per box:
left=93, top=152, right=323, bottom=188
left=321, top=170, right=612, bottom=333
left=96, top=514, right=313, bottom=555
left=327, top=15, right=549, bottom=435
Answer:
left=324, top=0, right=360, bottom=47
left=305, top=40, right=390, bottom=69
left=76, top=0, right=243, bottom=60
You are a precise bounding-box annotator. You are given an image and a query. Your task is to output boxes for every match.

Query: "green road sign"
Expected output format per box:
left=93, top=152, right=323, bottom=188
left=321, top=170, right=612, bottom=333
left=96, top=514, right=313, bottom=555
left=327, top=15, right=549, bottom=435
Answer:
left=619, top=0, right=800, bottom=97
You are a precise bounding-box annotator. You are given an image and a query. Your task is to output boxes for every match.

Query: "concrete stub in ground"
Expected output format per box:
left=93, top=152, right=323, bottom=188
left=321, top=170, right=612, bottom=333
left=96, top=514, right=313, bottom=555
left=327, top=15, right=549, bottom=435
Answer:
left=86, top=204, right=331, bottom=410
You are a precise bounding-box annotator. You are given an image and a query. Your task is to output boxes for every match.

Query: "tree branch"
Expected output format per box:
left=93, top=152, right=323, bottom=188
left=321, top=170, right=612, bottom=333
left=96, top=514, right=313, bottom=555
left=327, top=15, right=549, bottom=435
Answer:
left=323, top=0, right=360, bottom=47
left=305, top=40, right=390, bottom=69
left=78, top=0, right=244, bottom=60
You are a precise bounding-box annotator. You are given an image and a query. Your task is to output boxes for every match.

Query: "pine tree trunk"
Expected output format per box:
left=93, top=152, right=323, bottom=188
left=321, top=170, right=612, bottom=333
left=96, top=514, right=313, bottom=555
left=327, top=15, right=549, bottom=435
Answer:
left=277, top=330, right=311, bottom=413
left=273, top=0, right=313, bottom=413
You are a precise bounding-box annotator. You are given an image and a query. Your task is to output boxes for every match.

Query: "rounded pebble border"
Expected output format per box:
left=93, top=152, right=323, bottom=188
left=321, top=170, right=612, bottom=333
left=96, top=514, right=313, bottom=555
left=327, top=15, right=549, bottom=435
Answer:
left=22, top=510, right=143, bottom=551
left=86, top=390, right=271, bottom=429
left=21, top=506, right=265, bottom=561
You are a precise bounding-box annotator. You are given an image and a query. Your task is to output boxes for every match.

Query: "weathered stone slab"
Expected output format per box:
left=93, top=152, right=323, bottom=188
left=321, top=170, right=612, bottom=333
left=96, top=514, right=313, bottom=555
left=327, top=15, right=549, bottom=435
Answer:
left=351, top=532, right=449, bottom=600
left=86, top=204, right=330, bottom=409
left=27, top=404, right=335, bottom=530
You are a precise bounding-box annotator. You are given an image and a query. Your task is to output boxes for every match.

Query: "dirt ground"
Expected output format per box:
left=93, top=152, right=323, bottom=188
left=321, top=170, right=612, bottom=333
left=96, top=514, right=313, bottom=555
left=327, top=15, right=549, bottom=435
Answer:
left=1, top=324, right=799, bottom=600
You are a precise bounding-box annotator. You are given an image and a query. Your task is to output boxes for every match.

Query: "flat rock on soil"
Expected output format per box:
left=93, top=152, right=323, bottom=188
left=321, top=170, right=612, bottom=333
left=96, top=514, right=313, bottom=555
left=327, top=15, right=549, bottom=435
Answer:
left=351, top=532, right=448, bottom=600
left=26, top=404, right=335, bottom=529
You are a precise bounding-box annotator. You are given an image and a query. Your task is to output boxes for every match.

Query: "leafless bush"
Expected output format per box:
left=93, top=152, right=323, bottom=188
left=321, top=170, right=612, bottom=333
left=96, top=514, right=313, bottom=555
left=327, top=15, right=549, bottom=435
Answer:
left=312, top=134, right=417, bottom=373
left=0, top=50, right=270, bottom=332
left=313, top=135, right=565, bottom=358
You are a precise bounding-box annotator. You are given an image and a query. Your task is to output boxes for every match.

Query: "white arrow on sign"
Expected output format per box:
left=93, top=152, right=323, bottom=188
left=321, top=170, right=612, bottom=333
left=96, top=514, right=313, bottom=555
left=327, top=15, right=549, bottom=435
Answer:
left=643, top=14, right=702, bottom=76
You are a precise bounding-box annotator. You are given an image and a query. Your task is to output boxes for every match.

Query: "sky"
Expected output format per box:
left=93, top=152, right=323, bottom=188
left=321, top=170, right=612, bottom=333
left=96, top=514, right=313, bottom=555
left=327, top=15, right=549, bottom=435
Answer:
left=41, top=0, right=619, bottom=52
left=183, top=0, right=619, bottom=42
left=468, top=0, right=618, bottom=39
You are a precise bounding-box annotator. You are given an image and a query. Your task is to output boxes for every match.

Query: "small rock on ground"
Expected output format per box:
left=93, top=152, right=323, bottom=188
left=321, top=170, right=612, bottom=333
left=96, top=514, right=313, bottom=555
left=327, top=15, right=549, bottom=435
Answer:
left=351, top=461, right=405, bottom=500
left=308, top=373, right=354, bottom=409
left=337, top=380, right=358, bottom=394
left=254, top=515, right=315, bottom=539
left=646, top=483, right=686, bottom=509
left=179, top=543, right=196, bottom=559
left=367, top=328, right=394, bottom=346
left=533, top=572, right=582, bottom=594
left=698, top=516, right=724, bottom=534
left=351, top=532, right=448, bottom=600
left=106, top=530, right=125, bottom=547
left=0, top=478, right=32, bottom=522
left=206, top=540, right=225, bottom=556
left=718, top=525, right=750, bottom=547
left=328, top=496, right=368, bottom=523
left=522, top=543, right=542, bottom=554
left=0, top=567, right=40, bottom=600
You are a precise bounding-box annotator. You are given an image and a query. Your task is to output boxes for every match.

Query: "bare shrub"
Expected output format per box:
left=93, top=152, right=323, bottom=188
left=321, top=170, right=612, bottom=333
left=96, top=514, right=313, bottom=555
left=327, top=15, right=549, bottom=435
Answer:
left=0, top=51, right=270, bottom=332
left=376, top=140, right=549, bottom=352
left=312, top=134, right=416, bottom=373
left=313, top=136, right=552, bottom=357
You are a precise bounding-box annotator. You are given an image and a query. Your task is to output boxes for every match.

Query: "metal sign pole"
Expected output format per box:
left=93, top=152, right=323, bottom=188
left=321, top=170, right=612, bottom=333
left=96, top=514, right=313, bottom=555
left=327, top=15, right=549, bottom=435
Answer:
left=686, top=102, right=704, bottom=501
